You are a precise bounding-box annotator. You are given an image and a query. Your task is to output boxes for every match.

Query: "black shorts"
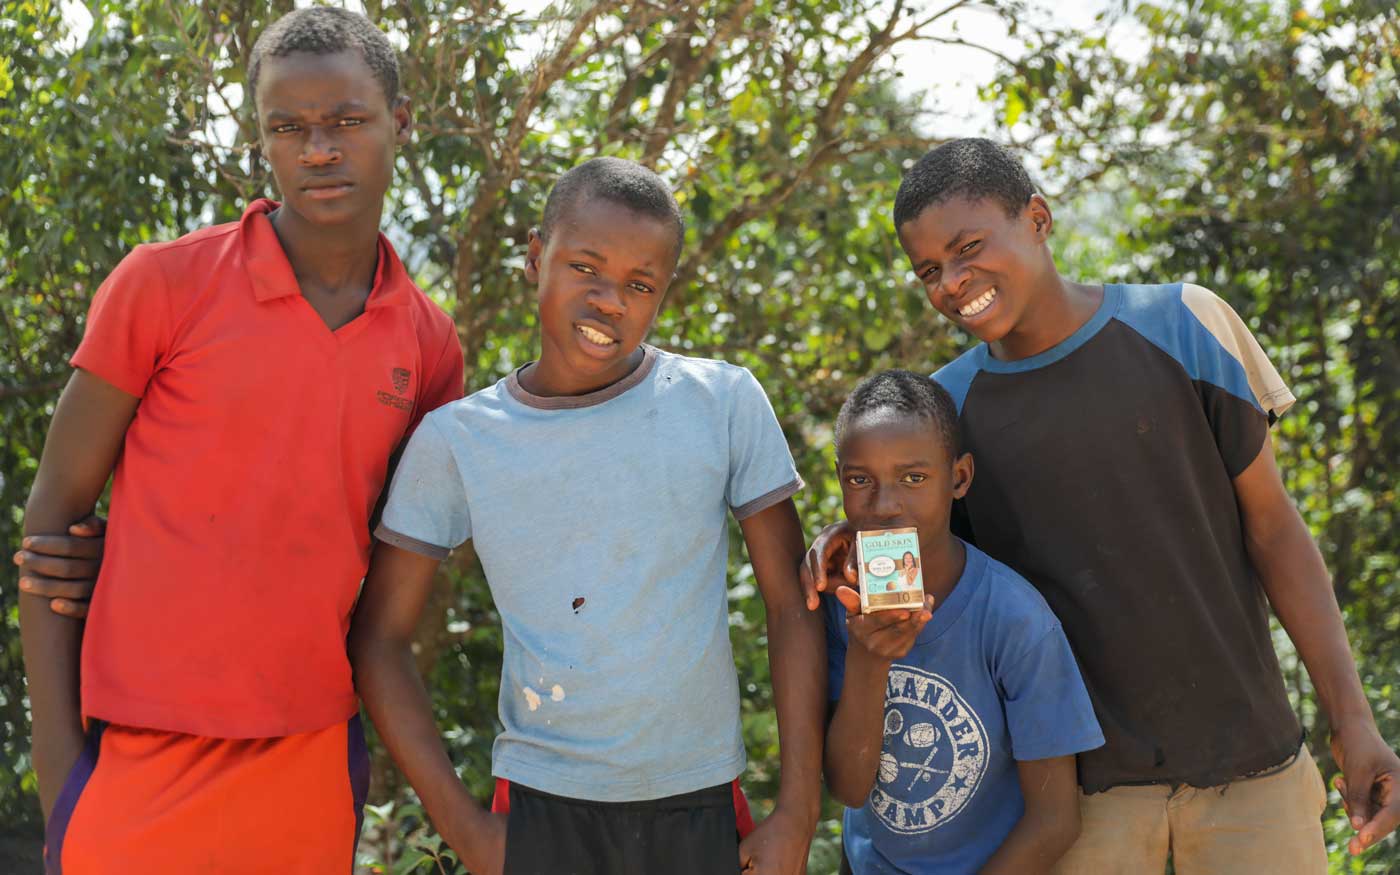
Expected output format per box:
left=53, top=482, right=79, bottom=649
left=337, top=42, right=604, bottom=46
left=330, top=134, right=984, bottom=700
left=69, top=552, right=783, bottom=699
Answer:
left=502, top=781, right=741, bottom=875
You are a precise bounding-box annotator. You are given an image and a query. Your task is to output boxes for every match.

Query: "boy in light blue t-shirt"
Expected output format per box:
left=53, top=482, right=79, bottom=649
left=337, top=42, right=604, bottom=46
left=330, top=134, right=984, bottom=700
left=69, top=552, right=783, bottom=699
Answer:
left=347, top=158, right=826, bottom=875
left=822, top=370, right=1103, bottom=875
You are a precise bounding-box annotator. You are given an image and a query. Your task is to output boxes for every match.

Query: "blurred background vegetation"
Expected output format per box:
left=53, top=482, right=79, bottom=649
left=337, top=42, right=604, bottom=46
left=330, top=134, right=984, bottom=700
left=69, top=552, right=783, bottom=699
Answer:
left=1, top=0, right=1396, bottom=871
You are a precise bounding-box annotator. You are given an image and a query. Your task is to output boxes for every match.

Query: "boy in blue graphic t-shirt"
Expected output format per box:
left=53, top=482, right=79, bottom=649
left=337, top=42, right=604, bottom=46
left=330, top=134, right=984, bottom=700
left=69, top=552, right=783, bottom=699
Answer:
left=822, top=370, right=1103, bottom=874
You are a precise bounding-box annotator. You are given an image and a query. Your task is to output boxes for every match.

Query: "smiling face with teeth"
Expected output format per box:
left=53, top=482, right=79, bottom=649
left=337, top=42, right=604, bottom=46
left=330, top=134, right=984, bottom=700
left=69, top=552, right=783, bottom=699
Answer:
left=521, top=195, right=681, bottom=397
left=897, top=194, right=1073, bottom=360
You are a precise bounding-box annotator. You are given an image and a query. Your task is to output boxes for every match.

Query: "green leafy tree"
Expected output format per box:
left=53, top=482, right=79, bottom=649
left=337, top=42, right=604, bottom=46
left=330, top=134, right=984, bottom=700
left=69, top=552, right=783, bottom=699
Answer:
left=1, top=1, right=1055, bottom=870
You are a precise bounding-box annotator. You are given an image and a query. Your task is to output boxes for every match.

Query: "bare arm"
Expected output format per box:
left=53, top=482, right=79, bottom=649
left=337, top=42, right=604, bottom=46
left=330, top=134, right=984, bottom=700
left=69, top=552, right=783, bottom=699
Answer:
left=1236, top=433, right=1400, bottom=854
left=823, top=588, right=931, bottom=807
left=347, top=541, right=504, bottom=875
left=736, top=498, right=826, bottom=875
left=977, top=756, right=1081, bottom=874
left=20, top=370, right=139, bottom=819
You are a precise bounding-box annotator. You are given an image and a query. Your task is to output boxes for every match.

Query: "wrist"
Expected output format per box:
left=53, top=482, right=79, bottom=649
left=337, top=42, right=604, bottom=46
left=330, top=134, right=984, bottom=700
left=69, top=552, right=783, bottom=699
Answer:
left=771, top=792, right=822, bottom=829
left=848, top=644, right=894, bottom=677
left=1328, top=707, right=1379, bottom=738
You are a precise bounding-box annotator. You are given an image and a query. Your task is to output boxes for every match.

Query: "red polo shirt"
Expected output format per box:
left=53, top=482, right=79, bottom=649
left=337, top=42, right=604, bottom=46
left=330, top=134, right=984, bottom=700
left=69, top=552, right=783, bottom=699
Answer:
left=71, top=199, right=463, bottom=738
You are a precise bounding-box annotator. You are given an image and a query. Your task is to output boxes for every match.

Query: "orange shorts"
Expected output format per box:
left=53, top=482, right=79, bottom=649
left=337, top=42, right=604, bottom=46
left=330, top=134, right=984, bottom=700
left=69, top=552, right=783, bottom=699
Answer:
left=45, top=716, right=369, bottom=874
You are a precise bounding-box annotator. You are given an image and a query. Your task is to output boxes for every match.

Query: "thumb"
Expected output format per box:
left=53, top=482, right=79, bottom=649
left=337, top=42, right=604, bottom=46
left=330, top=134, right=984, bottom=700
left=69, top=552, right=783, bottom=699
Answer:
left=843, top=551, right=859, bottom=586
left=1343, top=765, right=1373, bottom=829
left=69, top=514, right=107, bottom=537
left=835, top=585, right=862, bottom=613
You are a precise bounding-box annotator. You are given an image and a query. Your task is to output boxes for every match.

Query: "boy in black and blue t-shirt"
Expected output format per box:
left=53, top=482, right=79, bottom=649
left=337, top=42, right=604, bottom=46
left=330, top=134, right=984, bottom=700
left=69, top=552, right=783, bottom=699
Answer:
left=822, top=370, right=1102, bottom=874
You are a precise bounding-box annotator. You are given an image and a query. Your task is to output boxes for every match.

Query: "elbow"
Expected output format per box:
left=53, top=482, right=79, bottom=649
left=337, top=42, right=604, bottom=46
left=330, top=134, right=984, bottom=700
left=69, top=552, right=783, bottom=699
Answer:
left=823, top=754, right=875, bottom=809
left=829, top=782, right=872, bottom=810
left=346, top=626, right=394, bottom=689
left=1035, top=805, right=1082, bottom=864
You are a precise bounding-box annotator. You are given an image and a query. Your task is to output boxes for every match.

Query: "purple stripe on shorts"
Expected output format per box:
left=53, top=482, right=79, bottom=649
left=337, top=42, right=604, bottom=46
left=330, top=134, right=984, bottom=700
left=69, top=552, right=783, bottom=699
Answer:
left=348, top=713, right=371, bottom=861
left=44, top=721, right=106, bottom=875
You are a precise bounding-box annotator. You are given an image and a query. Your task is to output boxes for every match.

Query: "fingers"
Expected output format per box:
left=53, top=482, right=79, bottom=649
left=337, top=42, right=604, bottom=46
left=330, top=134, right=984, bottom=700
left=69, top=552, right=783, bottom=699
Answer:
left=18, top=574, right=95, bottom=601
left=13, top=549, right=101, bottom=580
left=49, top=598, right=89, bottom=619
left=20, top=533, right=104, bottom=560
left=69, top=513, right=108, bottom=537
left=1343, top=766, right=1374, bottom=830
left=834, top=585, right=861, bottom=613
left=1354, top=775, right=1400, bottom=854
left=798, top=559, right=820, bottom=612
left=848, top=607, right=931, bottom=658
left=812, top=523, right=854, bottom=594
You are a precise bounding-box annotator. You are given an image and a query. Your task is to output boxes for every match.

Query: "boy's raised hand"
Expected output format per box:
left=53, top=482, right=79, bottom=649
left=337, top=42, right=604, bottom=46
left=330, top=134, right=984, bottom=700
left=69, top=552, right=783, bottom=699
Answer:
left=798, top=521, right=857, bottom=611
left=14, top=514, right=106, bottom=618
left=836, top=585, right=934, bottom=662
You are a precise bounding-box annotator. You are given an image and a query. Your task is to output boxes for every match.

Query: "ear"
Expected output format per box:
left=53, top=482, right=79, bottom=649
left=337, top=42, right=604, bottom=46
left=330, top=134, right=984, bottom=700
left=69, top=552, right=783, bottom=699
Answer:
left=524, top=228, right=544, bottom=284
left=1026, top=194, right=1053, bottom=242
left=950, top=451, right=974, bottom=500
left=392, top=94, right=412, bottom=146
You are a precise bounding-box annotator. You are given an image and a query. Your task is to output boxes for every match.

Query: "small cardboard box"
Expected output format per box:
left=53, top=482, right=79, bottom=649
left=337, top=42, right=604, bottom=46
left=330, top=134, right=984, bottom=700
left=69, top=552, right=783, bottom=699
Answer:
left=856, top=527, right=924, bottom=613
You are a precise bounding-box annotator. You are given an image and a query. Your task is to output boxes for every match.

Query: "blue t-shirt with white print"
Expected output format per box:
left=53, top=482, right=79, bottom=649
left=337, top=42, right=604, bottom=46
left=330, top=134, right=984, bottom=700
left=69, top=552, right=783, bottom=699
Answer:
left=824, top=542, right=1103, bottom=874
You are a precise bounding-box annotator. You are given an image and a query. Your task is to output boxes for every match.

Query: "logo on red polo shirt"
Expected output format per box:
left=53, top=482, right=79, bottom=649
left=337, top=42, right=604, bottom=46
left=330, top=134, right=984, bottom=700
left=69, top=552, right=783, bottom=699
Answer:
left=377, top=367, right=413, bottom=412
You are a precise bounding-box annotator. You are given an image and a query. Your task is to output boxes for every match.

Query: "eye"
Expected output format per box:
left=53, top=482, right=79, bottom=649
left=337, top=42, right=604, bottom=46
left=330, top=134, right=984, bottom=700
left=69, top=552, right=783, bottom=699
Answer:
left=920, top=265, right=941, bottom=280
left=959, top=239, right=981, bottom=255
left=569, top=263, right=598, bottom=276
left=844, top=474, right=870, bottom=487
left=336, top=118, right=364, bottom=127
left=629, top=281, right=656, bottom=295
left=271, top=124, right=300, bottom=134
left=901, top=472, right=928, bottom=484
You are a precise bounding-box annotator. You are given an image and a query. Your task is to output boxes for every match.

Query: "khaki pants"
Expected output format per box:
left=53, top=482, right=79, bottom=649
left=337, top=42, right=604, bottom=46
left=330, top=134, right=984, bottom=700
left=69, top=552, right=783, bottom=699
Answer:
left=1051, top=745, right=1329, bottom=875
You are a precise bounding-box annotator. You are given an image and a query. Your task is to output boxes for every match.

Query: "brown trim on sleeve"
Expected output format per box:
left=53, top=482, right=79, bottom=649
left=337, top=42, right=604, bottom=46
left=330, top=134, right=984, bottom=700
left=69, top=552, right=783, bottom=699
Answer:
left=374, top=524, right=451, bottom=561
left=731, top=477, right=803, bottom=521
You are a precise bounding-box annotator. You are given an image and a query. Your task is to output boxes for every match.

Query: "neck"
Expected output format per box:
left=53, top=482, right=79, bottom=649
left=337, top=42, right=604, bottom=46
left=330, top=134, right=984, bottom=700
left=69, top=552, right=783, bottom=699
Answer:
left=989, top=268, right=1103, bottom=362
left=269, top=205, right=382, bottom=294
left=521, top=345, right=647, bottom=398
left=919, top=532, right=967, bottom=609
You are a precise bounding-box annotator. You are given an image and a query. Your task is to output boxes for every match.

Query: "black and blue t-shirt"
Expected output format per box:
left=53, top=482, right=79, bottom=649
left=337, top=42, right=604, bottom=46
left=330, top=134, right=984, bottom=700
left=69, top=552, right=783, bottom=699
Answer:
left=824, top=543, right=1103, bottom=874
left=934, top=282, right=1301, bottom=793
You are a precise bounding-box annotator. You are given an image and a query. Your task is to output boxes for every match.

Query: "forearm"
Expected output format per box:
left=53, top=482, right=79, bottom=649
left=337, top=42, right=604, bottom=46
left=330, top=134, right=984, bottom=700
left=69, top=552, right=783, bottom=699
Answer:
left=823, top=648, right=891, bottom=807
left=20, top=489, right=101, bottom=820
left=1249, top=514, right=1373, bottom=731
left=766, top=590, right=828, bottom=822
left=351, top=636, right=485, bottom=855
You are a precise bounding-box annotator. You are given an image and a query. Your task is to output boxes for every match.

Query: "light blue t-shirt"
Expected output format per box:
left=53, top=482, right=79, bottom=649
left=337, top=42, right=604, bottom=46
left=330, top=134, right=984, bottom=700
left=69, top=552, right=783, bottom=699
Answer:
left=377, top=345, right=802, bottom=801
left=824, top=543, right=1103, bottom=874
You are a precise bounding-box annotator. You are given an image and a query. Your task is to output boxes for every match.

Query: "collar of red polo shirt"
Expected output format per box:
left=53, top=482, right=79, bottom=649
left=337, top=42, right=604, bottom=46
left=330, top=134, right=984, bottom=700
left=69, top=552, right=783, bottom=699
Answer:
left=239, top=198, right=411, bottom=310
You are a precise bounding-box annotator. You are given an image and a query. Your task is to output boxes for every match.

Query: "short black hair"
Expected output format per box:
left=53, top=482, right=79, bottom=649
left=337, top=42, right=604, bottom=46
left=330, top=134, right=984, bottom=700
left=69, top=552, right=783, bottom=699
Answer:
left=835, top=370, right=961, bottom=459
left=893, top=138, right=1036, bottom=229
left=248, top=7, right=399, bottom=110
left=541, top=157, right=685, bottom=255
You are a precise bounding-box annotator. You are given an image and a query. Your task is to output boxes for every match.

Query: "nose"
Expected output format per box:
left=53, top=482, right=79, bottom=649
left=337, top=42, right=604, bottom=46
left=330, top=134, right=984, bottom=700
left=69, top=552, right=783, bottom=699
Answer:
left=869, top=483, right=902, bottom=524
left=937, top=261, right=971, bottom=299
left=300, top=125, right=341, bottom=166
left=588, top=282, right=626, bottom=317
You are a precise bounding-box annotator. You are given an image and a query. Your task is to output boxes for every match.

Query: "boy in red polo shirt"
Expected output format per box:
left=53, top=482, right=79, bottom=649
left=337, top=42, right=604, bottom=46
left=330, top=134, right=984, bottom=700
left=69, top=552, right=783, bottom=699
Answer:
left=17, top=9, right=462, bottom=873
